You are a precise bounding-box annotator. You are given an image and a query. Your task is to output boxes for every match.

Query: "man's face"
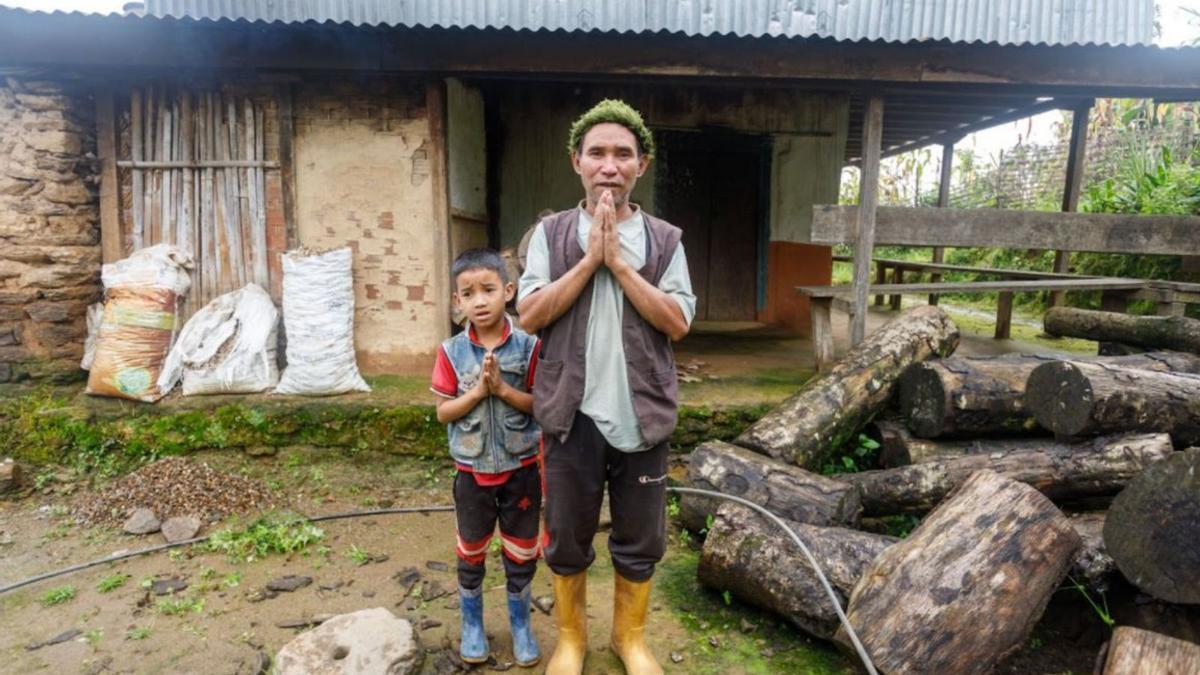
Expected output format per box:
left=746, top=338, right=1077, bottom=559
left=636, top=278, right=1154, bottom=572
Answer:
left=572, top=123, right=650, bottom=209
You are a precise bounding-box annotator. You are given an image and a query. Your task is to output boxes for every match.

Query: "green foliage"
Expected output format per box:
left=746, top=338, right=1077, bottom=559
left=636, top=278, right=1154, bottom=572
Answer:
left=126, top=626, right=152, bottom=641
left=83, top=629, right=103, bottom=647
left=156, top=596, right=205, bottom=616
left=1068, top=577, right=1114, bottom=629
left=345, top=544, right=373, bottom=566
left=204, top=513, right=325, bottom=563
left=40, top=585, right=77, bottom=606
left=820, top=434, right=880, bottom=476
left=96, top=573, right=131, bottom=593
left=666, top=495, right=681, bottom=519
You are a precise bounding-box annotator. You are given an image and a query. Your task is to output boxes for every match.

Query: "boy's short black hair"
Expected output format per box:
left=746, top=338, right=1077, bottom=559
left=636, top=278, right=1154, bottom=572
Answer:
left=451, top=248, right=508, bottom=286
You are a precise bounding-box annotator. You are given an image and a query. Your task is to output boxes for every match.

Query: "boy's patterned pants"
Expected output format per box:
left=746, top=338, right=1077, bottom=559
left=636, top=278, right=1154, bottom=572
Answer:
left=453, top=462, right=542, bottom=592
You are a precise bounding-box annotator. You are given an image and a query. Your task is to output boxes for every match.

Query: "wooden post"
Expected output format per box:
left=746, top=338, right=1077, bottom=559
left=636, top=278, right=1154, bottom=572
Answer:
left=930, top=142, right=953, bottom=305
left=95, top=87, right=122, bottom=263
left=276, top=84, right=299, bottom=250
left=427, top=78, right=454, bottom=342
left=874, top=262, right=886, bottom=306
left=889, top=265, right=904, bottom=310
left=1051, top=101, right=1092, bottom=307
left=851, top=96, right=884, bottom=346
left=811, top=298, right=835, bottom=372
left=994, top=291, right=1014, bottom=339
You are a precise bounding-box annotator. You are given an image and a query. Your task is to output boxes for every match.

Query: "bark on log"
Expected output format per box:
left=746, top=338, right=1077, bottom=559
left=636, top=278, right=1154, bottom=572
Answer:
left=1100, top=626, right=1200, bottom=675
left=698, top=502, right=895, bottom=640
left=1045, top=307, right=1200, bottom=353
left=737, top=305, right=959, bottom=469
left=871, top=419, right=1053, bottom=468
left=1103, top=448, right=1200, bottom=605
left=1068, top=512, right=1116, bottom=592
left=838, top=433, right=1173, bottom=516
left=1025, top=361, right=1200, bottom=445
left=898, top=352, right=1200, bottom=439
left=834, top=470, right=1081, bottom=675
left=680, top=440, right=862, bottom=533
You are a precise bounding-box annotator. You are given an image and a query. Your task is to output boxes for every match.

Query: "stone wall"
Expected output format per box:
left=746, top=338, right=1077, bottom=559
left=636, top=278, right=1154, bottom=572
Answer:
left=0, top=77, right=101, bottom=383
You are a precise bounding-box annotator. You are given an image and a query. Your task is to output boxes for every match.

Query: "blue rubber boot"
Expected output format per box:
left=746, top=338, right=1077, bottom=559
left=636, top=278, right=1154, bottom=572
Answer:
left=507, top=585, right=541, bottom=667
left=459, top=585, right=489, bottom=664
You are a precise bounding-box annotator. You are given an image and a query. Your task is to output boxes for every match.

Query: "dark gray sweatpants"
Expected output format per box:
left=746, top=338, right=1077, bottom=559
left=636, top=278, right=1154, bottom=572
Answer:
left=542, top=411, right=669, bottom=582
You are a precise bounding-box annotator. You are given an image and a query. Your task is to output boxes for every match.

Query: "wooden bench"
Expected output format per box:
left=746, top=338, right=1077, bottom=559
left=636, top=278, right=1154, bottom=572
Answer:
left=796, top=278, right=1148, bottom=371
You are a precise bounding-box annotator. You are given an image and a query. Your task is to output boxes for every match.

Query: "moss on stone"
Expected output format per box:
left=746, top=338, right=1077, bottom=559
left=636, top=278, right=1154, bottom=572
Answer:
left=0, top=388, right=768, bottom=474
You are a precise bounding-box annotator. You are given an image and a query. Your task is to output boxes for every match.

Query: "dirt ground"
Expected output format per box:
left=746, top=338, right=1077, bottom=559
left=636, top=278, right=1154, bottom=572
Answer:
left=0, top=449, right=852, bottom=675
left=0, top=302, right=1110, bottom=675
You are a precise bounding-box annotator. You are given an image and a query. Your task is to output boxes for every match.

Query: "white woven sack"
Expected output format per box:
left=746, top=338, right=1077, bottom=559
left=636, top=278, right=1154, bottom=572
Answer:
left=274, top=247, right=370, bottom=395
left=159, top=284, right=280, bottom=395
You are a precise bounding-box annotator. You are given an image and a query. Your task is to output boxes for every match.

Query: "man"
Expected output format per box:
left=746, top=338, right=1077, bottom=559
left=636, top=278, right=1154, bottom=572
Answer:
left=518, top=99, right=695, bottom=675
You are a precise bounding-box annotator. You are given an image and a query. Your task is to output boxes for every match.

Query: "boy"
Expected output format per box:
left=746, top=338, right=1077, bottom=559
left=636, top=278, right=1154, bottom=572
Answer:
left=431, top=248, right=543, bottom=666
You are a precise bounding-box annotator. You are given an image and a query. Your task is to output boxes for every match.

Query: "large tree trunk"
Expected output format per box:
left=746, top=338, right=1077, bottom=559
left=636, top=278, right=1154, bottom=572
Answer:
left=899, top=352, right=1200, bottom=439
left=680, top=440, right=862, bottom=533
left=837, top=433, right=1172, bottom=516
left=1099, top=626, right=1200, bottom=675
left=871, top=419, right=1053, bottom=468
left=1045, top=307, right=1200, bottom=353
left=834, top=470, right=1080, bottom=675
left=698, top=502, right=895, bottom=640
left=1068, top=512, right=1116, bottom=592
left=737, top=305, right=959, bottom=469
left=1025, top=361, right=1200, bottom=445
left=1103, top=448, right=1200, bottom=605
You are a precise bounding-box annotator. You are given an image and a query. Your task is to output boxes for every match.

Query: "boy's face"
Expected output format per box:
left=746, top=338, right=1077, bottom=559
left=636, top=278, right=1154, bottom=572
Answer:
left=453, top=268, right=514, bottom=329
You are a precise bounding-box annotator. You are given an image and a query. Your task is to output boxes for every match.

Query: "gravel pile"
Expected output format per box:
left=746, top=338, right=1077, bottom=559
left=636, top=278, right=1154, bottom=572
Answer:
left=75, top=457, right=276, bottom=527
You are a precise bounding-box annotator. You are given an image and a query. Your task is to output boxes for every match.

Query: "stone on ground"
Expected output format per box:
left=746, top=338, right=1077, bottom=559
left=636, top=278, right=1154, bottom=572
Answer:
left=1, top=458, right=22, bottom=493
left=160, top=515, right=201, bottom=543
left=274, top=608, right=422, bottom=675
left=122, top=507, right=160, bottom=534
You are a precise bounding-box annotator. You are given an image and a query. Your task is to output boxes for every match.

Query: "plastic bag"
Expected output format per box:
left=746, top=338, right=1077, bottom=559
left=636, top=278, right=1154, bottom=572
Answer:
left=160, top=284, right=280, bottom=396
left=86, top=244, right=193, bottom=402
left=274, top=247, right=370, bottom=396
left=80, top=302, right=104, bottom=371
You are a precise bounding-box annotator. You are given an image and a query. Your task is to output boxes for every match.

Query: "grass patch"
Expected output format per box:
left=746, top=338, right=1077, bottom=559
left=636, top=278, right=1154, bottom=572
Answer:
left=96, top=573, right=131, bottom=593
left=40, top=585, right=77, bottom=607
left=345, top=544, right=373, bottom=566
left=656, top=546, right=852, bottom=674
left=156, top=596, right=205, bottom=616
left=126, top=626, right=153, bottom=641
left=203, top=513, right=325, bottom=563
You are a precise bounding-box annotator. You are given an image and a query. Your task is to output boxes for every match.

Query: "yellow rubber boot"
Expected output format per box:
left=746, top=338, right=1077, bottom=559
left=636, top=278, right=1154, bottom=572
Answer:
left=610, top=573, right=663, bottom=675
left=546, top=571, right=588, bottom=675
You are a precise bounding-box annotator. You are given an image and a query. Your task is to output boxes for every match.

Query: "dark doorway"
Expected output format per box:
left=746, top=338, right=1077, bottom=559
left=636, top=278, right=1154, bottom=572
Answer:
left=654, top=130, right=768, bottom=322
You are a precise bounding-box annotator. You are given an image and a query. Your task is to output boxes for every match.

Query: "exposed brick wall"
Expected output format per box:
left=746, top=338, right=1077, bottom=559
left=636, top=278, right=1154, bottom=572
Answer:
left=0, top=77, right=101, bottom=384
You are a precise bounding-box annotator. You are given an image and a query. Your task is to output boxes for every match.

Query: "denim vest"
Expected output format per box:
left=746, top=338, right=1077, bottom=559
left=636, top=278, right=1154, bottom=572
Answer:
left=442, top=318, right=540, bottom=473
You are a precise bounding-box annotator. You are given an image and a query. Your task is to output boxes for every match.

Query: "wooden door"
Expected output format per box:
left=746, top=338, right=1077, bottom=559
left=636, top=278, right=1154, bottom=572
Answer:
left=655, top=132, right=765, bottom=321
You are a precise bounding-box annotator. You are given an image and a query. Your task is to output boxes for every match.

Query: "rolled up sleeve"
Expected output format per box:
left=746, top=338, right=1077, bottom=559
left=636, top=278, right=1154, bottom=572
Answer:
left=659, top=245, right=696, bottom=327
left=518, top=223, right=551, bottom=305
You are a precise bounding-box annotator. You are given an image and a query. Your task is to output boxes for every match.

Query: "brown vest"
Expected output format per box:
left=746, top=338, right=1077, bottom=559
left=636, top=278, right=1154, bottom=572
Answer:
left=532, top=207, right=683, bottom=446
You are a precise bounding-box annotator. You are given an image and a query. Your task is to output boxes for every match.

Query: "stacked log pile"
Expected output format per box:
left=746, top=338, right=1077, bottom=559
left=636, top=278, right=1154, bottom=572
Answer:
left=679, top=305, right=1200, bottom=672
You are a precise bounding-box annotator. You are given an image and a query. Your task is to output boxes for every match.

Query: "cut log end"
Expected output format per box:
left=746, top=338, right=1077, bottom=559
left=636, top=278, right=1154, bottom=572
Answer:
left=1025, top=361, right=1094, bottom=438
left=897, top=363, right=947, bottom=438
left=1103, top=448, right=1200, bottom=605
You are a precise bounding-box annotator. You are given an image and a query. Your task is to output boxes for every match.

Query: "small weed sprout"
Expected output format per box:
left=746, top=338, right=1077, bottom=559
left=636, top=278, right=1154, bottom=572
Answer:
left=97, top=573, right=131, bottom=593
left=156, top=596, right=205, bottom=616
left=346, top=545, right=373, bottom=566
left=40, top=585, right=76, bottom=606
left=1069, top=576, right=1115, bottom=628
left=126, top=626, right=152, bottom=641
left=83, top=629, right=103, bottom=647
left=721, top=590, right=733, bottom=606
left=204, top=513, right=325, bottom=563
left=666, top=496, right=681, bottom=518
left=223, top=571, right=243, bottom=589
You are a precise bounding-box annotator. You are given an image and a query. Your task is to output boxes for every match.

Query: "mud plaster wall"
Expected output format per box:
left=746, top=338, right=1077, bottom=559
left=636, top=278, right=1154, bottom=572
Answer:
left=0, top=76, right=101, bottom=384
left=292, top=78, right=440, bottom=374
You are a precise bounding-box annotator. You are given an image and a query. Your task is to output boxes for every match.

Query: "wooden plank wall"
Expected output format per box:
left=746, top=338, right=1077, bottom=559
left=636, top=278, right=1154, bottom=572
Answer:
left=117, top=84, right=280, bottom=318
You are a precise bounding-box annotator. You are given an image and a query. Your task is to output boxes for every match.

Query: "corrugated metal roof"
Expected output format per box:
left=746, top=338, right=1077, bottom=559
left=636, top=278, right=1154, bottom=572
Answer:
left=141, top=0, right=1156, bottom=47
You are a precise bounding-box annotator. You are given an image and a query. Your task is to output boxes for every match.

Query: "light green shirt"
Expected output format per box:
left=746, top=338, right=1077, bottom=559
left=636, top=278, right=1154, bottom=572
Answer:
left=518, top=207, right=696, bottom=451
